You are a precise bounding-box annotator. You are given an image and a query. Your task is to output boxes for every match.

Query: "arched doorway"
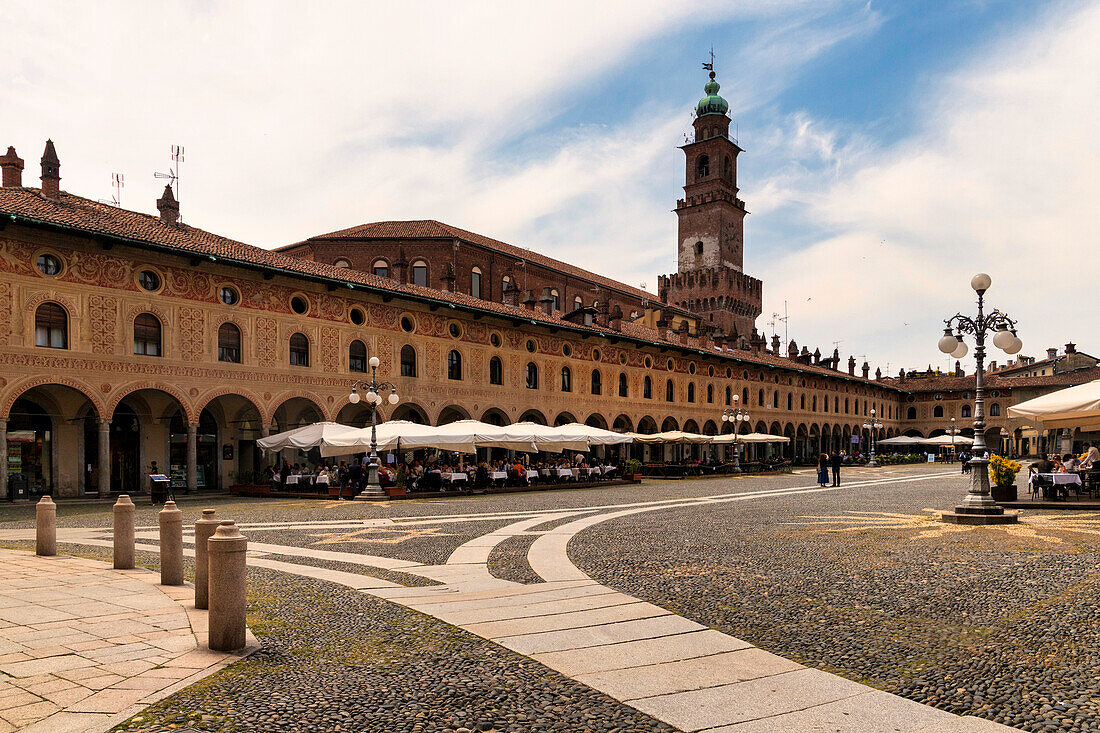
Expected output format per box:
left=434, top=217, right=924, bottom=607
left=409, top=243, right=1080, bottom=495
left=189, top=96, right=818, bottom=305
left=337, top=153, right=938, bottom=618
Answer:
left=519, top=409, right=547, bottom=425
left=392, top=403, right=429, bottom=424
left=481, top=408, right=510, bottom=426
left=7, top=383, right=101, bottom=497
left=554, top=412, right=577, bottom=427
left=438, top=405, right=471, bottom=425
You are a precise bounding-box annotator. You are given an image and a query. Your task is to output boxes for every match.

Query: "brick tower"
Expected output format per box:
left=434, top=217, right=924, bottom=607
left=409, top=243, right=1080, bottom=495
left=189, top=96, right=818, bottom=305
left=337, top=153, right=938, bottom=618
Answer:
left=658, top=70, right=762, bottom=341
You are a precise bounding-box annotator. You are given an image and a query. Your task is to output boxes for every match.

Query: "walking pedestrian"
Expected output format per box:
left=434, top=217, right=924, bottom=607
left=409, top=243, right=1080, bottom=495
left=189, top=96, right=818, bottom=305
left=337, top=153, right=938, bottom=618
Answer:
left=817, top=453, right=830, bottom=488
left=346, top=460, right=363, bottom=500
left=830, top=451, right=842, bottom=487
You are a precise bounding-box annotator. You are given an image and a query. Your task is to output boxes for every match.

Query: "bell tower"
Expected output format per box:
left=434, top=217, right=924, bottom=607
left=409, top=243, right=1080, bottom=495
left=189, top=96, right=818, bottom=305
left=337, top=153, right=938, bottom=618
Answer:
left=659, top=67, right=762, bottom=341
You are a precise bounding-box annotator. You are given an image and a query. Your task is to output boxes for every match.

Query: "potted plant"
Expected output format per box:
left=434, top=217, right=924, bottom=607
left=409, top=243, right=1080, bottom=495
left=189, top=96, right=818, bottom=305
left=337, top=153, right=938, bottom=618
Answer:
left=989, top=454, right=1021, bottom=502
left=623, top=459, right=643, bottom=483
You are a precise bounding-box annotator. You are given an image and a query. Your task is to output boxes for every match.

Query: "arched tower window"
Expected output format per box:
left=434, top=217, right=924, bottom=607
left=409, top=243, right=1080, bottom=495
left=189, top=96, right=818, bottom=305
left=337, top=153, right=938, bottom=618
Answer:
left=489, top=356, right=503, bottom=385
left=696, top=155, right=709, bottom=179
left=447, top=349, right=462, bottom=380
left=573, top=295, right=583, bottom=311
left=217, top=323, right=241, bottom=363
left=561, top=366, right=572, bottom=392
left=643, top=376, right=652, bottom=399
left=723, top=156, right=732, bottom=180
left=618, top=373, right=628, bottom=398
left=411, top=260, right=428, bottom=286
left=34, top=302, right=68, bottom=349
left=349, top=339, right=367, bottom=372
left=470, top=267, right=482, bottom=299
left=550, top=289, right=560, bottom=311
left=289, top=333, right=309, bottom=367
left=501, top=275, right=512, bottom=303
left=133, top=313, right=161, bottom=356
left=372, top=259, right=389, bottom=278
left=687, top=382, right=695, bottom=403
left=526, top=362, right=539, bottom=390
left=591, top=369, right=602, bottom=396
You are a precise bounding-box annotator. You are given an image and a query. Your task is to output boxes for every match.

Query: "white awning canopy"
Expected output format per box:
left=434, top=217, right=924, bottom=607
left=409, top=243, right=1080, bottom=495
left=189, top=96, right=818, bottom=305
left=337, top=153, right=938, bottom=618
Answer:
left=256, top=422, right=360, bottom=452
left=1008, top=379, right=1100, bottom=431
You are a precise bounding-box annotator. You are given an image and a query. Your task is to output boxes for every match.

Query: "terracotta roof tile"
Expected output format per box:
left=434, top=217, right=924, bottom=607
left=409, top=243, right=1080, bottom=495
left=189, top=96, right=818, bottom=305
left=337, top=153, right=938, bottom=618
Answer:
left=879, top=366, right=1100, bottom=393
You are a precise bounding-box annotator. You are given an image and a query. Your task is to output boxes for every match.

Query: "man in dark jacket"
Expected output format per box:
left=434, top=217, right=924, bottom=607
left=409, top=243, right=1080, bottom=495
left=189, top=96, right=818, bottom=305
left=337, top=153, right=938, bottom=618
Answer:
left=830, top=451, right=843, bottom=487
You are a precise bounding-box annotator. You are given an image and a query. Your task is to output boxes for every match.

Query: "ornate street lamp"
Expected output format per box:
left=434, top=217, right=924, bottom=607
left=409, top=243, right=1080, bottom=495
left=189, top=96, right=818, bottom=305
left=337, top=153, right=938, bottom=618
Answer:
left=347, top=356, right=400, bottom=500
left=937, top=273, right=1021, bottom=525
left=946, top=417, right=963, bottom=459
left=863, top=409, right=883, bottom=467
left=722, top=394, right=750, bottom=473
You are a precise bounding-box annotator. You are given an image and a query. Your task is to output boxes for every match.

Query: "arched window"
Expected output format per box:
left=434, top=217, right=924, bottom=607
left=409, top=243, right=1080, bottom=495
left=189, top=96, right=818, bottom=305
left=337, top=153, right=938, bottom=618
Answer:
left=833, top=396, right=838, bottom=412
left=643, top=376, right=652, bottom=399
left=758, top=389, right=765, bottom=407
left=723, top=156, right=732, bottom=180
left=372, top=259, right=389, bottom=278
left=334, top=258, right=351, bottom=269
left=619, top=373, right=628, bottom=398
left=933, top=405, right=944, bottom=418
left=774, top=392, right=780, bottom=409
left=217, top=323, right=241, bottom=363
left=696, top=154, right=709, bottom=179
left=501, top=275, right=512, bottom=302
left=707, top=384, right=714, bottom=403
left=289, top=333, right=309, bottom=367
left=550, top=289, right=560, bottom=311
left=133, top=313, right=161, bottom=356
left=687, top=382, right=695, bottom=403
left=725, top=386, right=732, bottom=406
left=591, top=369, right=602, bottom=396
left=787, top=393, right=793, bottom=410
left=989, top=403, right=1001, bottom=417
left=447, top=349, right=462, bottom=380
left=470, top=267, right=482, bottom=299
left=800, top=394, right=806, bottom=410
left=489, top=356, right=503, bottom=385
left=906, top=406, right=917, bottom=420
left=845, top=397, right=850, bottom=413
left=411, top=260, right=428, bottom=286
left=812, top=396, right=817, bottom=412
left=961, top=404, right=972, bottom=418
left=34, top=302, right=67, bottom=349
left=349, top=340, right=367, bottom=372
left=694, top=241, right=703, bottom=255
left=666, top=380, right=674, bottom=402
left=400, top=345, right=417, bottom=377
left=573, top=295, right=583, bottom=311
left=561, top=366, right=572, bottom=392
left=526, top=362, right=539, bottom=389
left=742, top=387, right=749, bottom=404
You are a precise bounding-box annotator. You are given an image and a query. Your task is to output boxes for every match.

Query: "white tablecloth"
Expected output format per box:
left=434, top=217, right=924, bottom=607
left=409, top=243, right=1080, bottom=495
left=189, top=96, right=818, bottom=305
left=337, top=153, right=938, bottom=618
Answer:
left=285, top=475, right=299, bottom=485
left=525, top=470, right=539, bottom=480
left=1029, top=473, right=1082, bottom=486
left=491, top=471, right=508, bottom=480
left=444, top=473, right=467, bottom=482
left=556, top=469, right=573, bottom=478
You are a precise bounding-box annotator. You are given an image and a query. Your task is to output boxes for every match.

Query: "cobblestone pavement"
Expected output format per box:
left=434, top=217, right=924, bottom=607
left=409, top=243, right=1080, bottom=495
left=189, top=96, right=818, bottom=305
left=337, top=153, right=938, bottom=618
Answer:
left=3, top=465, right=1095, bottom=730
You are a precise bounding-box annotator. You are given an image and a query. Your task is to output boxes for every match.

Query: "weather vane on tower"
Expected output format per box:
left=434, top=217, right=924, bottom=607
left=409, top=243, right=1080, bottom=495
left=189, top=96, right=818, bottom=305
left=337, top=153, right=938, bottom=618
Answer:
left=702, top=47, right=716, bottom=77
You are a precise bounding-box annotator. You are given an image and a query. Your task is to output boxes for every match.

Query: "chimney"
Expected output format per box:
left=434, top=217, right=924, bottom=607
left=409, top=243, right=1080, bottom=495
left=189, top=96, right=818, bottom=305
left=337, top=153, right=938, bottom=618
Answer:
left=156, top=184, right=180, bottom=225
left=538, top=287, right=554, bottom=316
left=1066, top=342, right=1077, bottom=354
left=989, top=360, right=997, bottom=371
left=439, top=263, right=455, bottom=292
left=771, top=334, right=781, bottom=354
left=861, top=361, right=870, bottom=379
left=40, top=139, right=60, bottom=199
left=608, top=305, right=623, bottom=331
left=521, top=289, right=537, bottom=311
left=848, top=356, right=856, bottom=376
left=812, top=347, right=821, bottom=366
left=832, top=348, right=840, bottom=370
left=787, top=340, right=798, bottom=359
left=0, top=147, right=24, bottom=187
left=392, top=248, right=409, bottom=283
left=1046, top=347, right=1058, bottom=360
left=955, top=360, right=963, bottom=377
left=875, top=367, right=882, bottom=381
left=503, top=278, right=519, bottom=308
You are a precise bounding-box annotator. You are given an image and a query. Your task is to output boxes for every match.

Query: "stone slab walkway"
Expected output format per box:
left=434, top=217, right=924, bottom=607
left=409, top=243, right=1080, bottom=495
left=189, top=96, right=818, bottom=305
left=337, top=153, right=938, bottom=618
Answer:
left=0, top=550, right=255, bottom=733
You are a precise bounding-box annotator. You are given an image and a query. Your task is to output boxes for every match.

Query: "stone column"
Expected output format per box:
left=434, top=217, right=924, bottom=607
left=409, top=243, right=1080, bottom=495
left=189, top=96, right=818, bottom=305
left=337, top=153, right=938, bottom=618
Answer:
left=0, top=417, right=7, bottom=500
left=98, top=418, right=111, bottom=498
left=113, top=494, right=135, bottom=569
left=186, top=423, right=198, bottom=492
left=1060, top=429, right=1075, bottom=456
left=158, top=500, right=184, bottom=585
left=36, top=496, right=56, bottom=556
left=207, top=521, right=248, bottom=652
left=194, top=509, right=221, bottom=609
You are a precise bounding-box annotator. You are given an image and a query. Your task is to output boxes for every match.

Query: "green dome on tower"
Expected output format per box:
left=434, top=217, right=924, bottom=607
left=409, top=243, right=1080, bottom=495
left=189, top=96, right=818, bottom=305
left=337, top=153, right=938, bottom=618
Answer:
left=696, top=72, right=729, bottom=117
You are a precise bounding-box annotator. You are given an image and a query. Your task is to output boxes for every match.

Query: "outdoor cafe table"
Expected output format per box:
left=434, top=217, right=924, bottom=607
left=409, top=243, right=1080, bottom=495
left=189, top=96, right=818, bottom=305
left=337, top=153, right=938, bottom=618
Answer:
left=285, top=475, right=300, bottom=486
left=1029, top=472, right=1082, bottom=499
left=556, top=468, right=574, bottom=479
left=525, top=470, right=539, bottom=481
left=490, top=471, right=508, bottom=481
left=443, top=473, right=468, bottom=483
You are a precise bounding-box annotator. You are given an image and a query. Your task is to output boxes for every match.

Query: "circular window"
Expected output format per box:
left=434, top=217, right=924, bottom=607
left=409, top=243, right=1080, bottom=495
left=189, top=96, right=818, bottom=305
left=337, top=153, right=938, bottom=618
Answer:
left=448, top=322, right=461, bottom=339
left=489, top=332, right=502, bottom=348
left=667, top=359, right=675, bottom=371
left=526, top=339, right=536, bottom=353
left=562, top=343, right=572, bottom=357
left=644, top=356, right=653, bottom=369
left=401, top=316, right=415, bottom=333
left=290, top=295, right=309, bottom=315
left=36, top=253, right=62, bottom=276
left=906, top=395, right=916, bottom=403
left=137, top=270, right=161, bottom=291
left=934, top=394, right=943, bottom=401
left=592, top=348, right=602, bottom=362
left=349, top=307, right=365, bottom=326
left=219, top=286, right=239, bottom=306
left=991, top=390, right=1000, bottom=398
left=618, top=352, right=627, bottom=365
left=688, top=362, right=697, bottom=375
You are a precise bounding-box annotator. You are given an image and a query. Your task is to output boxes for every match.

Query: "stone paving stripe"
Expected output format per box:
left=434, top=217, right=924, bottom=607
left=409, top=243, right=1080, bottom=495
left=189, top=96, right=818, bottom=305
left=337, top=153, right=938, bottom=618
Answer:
left=530, top=629, right=754, bottom=676
left=433, top=591, right=638, bottom=625
left=459, top=601, right=670, bottom=638
left=575, top=648, right=804, bottom=701
left=247, top=557, right=399, bottom=589
left=392, top=581, right=606, bottom=610
left=627, top=668, right=869, bottom=732
left=494, top=614, right=706, bottom=655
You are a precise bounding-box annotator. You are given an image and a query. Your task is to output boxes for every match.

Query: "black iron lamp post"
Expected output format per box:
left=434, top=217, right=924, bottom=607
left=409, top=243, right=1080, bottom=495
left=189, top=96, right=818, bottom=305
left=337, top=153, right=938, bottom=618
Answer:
left=722, top=395, right=750, bottom=473
left=863, top=409, right=883, bottom=467
left=347, top=356, right=400, bottom=500
left=938, top=273, right=1021, bottom=525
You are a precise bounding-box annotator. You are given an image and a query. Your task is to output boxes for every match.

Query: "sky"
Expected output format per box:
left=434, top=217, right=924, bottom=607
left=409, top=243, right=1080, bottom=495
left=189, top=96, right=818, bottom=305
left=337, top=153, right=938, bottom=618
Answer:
left=3, top=0, right=1097, bottom=372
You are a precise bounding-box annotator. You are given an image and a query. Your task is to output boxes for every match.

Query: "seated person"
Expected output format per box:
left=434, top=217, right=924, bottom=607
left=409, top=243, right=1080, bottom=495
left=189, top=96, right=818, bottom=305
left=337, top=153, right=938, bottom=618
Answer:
left=1052, top=455, right=1066, bottom=473
left=1063, top=454, right=1079, bottom=472
left=1029, top=454, right=1054, bottom=475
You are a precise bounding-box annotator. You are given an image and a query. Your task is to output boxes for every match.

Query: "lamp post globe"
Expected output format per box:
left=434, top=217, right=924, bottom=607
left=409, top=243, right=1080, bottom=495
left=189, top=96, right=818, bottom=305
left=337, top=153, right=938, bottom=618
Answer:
left=970, top=273, right=991, bottom=292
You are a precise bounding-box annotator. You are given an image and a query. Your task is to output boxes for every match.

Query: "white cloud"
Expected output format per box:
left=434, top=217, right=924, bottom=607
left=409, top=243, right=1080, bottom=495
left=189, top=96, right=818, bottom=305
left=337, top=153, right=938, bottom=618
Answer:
left=756, top=1, right=1100, bottom=373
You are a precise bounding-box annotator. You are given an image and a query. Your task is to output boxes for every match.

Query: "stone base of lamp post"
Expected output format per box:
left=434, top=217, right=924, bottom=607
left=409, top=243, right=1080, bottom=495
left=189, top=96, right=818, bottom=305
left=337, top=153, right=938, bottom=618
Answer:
left=941, top=458, right=1019, bottom=525
left=354, top=456, right=388, bottom=501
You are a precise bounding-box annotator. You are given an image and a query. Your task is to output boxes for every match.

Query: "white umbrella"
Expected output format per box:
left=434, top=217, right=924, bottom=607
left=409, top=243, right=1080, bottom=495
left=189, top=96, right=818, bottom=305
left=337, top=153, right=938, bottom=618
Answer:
left=556, top=422, right=634, bottom=446
left=739, top=432, right=791, bottom=444
left=256, top=422, right=360, bottom=452
left=320, top=420, right=479, bottom=457
left=920, top=434, right=974, bottom=446
left=1008, top=379, right=1100, bottom=430
left=627, top=430, right=710, bottom=444
left=877, top=435, right=924, bottom=446
left=497, top=422, right=589, bottom=453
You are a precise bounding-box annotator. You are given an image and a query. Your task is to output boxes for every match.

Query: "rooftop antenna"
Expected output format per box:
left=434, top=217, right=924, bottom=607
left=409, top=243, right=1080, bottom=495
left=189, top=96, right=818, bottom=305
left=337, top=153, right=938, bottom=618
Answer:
left=154, top=145, right=184, bottom=218
left=110, top=173, right=124, bottom=207
left=771, top=300, right=789, bottom=346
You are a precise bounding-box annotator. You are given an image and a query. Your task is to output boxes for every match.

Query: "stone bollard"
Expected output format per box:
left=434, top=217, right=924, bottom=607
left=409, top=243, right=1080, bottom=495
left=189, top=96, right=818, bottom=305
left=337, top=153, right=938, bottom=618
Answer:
left=35, top=495, right=56, bottom=556
left=193, top=509, right=221, bottom=609
left=113, top=494, right=135, bottom=570
left=207, top=521, right=248, bottom=652
left=158, top=500, right=184, bottom=585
